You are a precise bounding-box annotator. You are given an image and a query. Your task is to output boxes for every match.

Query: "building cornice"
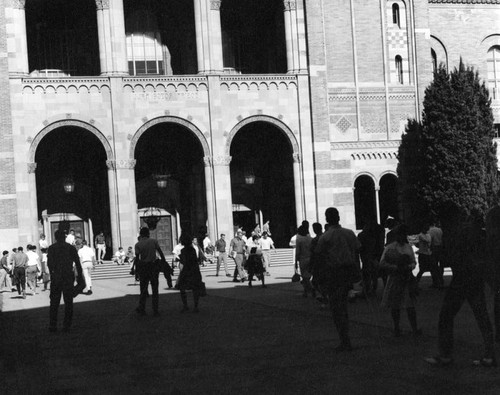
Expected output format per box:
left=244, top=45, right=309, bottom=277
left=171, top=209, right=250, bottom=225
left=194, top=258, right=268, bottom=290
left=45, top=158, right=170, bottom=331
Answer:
left=428, top=0, right=500, bottom=4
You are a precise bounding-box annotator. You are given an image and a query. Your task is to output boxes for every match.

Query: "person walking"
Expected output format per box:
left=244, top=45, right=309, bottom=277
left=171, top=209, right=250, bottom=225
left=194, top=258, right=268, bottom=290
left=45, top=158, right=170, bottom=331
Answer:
left=135, top=227, right=166, bottom=316
left=0, top=250, right=13, bottom=292
left=259, top=232, right=275, bottom=275
left=357, top=220, right=380, bottom=296
left=26, top=244, right=41, bottom=295
left=230, top=229, right=248, bottom=283
left=215, top=234, right=231, bottom=277
left=316, top=207, right=361, bottom=352
left=379, top=225, right=421, bottom=337
left=425, top=213, right=496, bottom=367
left=310, top=222, right=328, bottom=308
left=177, top=234, right=205, bottom=313
left=95, top=231, right=106, bottom=264
left=429, top=221, right=445, bottom=288
left=247, top=246, right=266, bottom=288
left=12, top=246, right=28, bottom=298
left=40, top=248, right=50, bottom=291
left=47, top=229, right=83, bottom=332
left=486, top=191, right=500, bottom=342
left=296, top=225, right=313, bottom=297
left=415, top=224, right=440, bottom=287
left=78, top=240, right=96, bottom=295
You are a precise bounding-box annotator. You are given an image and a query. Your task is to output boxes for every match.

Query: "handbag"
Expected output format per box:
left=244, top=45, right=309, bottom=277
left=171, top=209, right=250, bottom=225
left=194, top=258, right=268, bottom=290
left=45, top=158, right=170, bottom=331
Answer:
left=292, top=261, right=301, bottom=282
left=158, top=259, right=173, bottom=275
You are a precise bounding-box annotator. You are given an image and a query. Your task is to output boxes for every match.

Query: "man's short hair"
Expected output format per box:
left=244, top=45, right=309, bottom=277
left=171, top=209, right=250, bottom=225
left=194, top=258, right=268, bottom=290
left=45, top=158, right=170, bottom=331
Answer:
left=262, top=231, right=268, bottom=236
left=17, top=246, right=24, bottom=252
left=220, top=233, right=225, bottom=237
left=54, top=229, right=66, bottom=242
left=3, top=250, right=8, bottom=255
left=325, top=207, right=340, bottom=225
left=139, top=227, right=150, bottom=237
left=82, top=240, right=87, bottom=245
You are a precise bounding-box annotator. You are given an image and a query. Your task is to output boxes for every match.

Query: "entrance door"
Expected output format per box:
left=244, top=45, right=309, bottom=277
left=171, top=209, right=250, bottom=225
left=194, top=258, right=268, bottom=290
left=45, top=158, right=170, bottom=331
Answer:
left=50, top=220, right=85, bottom=243
left=140, top=216, right=173, bottom=255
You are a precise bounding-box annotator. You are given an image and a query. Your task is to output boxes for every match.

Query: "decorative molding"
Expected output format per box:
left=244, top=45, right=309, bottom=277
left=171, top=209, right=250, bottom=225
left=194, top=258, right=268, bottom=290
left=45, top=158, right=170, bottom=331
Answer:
left=292, top=153, right=301, bottom=163
left=210, top=0, right=222, bottom=10
left=203, top=156, right=212, bottom=167
left=428, top=0, right=500, bottom=4
left=283, top=1, right=297, bottom=11
left=331, top=141, right=401, bottom=150
left=27, top=162, right=37, bottom=174
left=212, top=156, right=232, bottom=166
left=95, top=0, right=110, bottom=10
left=351, top=152, right=398, bottom=160
left=127, top=134, right=133, bottom=141
left=26, top=136, right=33, bottom=143
left=107, top=135, right=113, bottom=141
left=22, top=79, right=110, bottom=95
left=8, top=0, right=26, bottom=9
left=107, top=160, right=137, bottom=170
left=106, top=160, right=116, bottom=170
left=220, top=75, right=298, bottom=91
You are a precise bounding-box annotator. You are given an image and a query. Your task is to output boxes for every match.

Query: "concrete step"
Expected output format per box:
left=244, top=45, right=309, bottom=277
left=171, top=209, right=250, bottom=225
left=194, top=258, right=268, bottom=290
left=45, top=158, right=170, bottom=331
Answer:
left=92, top=248, right=295, bottom=281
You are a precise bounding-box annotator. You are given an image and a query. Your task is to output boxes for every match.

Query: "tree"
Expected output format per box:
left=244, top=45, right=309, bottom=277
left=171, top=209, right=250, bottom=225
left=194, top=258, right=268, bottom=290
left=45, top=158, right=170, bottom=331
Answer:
left=397, top=61, right=498, bottom=231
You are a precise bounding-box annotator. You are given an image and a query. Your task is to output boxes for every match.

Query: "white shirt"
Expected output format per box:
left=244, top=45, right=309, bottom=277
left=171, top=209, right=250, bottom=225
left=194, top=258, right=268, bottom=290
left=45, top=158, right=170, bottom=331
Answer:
left=289, top=235, right=297, bottom=248
left=260, top=237, right=274, bottom=250
left=78, top=245, right=95, bottom=263
left=39, top=238, right=49, bottom=249
left=115, top=250, right=125, bottom=259
left=66, top=234, right=75, bottom=245
left=203, top=237, right=211, bottom=250
left=172, top=244, right=184, bottom=259
left=26, top=250, right=40, bottom=269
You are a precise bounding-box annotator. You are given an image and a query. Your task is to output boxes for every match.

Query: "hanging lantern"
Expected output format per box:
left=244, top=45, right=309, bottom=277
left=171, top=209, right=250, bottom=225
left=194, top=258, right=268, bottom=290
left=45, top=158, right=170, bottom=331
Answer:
left=154, top=174, right=170, bottom=189
left=143, top=207, right=162, bottom=230
left=244, top=167, right=255, bottom=185
left=63, top=177, right=75, bottom=193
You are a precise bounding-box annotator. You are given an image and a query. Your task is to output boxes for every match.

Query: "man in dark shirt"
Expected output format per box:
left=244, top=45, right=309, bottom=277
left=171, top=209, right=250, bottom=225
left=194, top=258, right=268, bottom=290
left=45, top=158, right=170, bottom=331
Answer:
left=215, top=234, right=230, bottom=277
left=12, top=246, right=29, bottom=298
left=135, top=227, right=166, bottom=316
left=47, top=229, right=83, bottom=332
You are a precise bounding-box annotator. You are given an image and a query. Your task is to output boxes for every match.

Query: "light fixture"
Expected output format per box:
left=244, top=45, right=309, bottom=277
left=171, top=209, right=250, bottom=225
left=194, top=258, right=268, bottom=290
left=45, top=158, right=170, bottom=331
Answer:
left=143, top=206, right=162, bottom=230
left=154, top=173, right=170, bottom=189
left=244, top=167, right=255, bottom=185
left=63, top=177, right=75, bottom=194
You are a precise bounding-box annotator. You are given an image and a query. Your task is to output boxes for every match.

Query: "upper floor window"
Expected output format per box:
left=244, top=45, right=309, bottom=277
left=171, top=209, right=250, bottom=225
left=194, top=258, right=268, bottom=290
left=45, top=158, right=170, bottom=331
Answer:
left=395, top=55, right=403, bottom=84
left=431, top=49, right=437, bottom=74
left=487, top=46, right=500, bottom=100
left=392, top=4, right=400, bottom=27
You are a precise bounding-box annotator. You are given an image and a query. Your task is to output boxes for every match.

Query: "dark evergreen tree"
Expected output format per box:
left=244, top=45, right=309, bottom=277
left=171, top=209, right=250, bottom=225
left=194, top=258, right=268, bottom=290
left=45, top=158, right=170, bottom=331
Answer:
left=397, top=61, right=498, bottom=230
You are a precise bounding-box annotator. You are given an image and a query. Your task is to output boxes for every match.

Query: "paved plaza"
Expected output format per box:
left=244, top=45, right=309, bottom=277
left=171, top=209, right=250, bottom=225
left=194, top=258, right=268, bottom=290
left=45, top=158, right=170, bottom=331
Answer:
left=1, top=264, right=500, bottom=394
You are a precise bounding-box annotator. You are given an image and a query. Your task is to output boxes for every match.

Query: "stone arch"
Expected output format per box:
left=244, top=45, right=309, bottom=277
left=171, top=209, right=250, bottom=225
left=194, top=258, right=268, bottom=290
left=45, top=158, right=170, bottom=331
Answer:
left=353, top=171, right=377, bottom=188
left=225, top=115, right=299, bottom=158
left=129, top=116, right=210, bottom=160
left=378, top=170, right=398, bottom=185
left=430, top=35, right=448, bottom=70
left=29, top=119, right=113, bottom=163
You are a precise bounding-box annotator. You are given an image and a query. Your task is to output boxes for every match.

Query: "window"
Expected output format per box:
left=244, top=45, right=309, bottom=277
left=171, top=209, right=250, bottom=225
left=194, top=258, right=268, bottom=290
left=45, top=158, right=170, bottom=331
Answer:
left=431, top=49, right=437, bottom=74
left=487, top=46, right=500, bottom=100
left=395, top=55, right=403, bottom=84
left=494, top=124, right=500, bottom=139
left=392, top=4, right=400, bottom=27
left=126, top=32, right=165, bottom=76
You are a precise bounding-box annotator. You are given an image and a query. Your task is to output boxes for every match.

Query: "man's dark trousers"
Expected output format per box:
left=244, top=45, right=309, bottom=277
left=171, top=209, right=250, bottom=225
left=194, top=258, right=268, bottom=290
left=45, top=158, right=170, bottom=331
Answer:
left=50, top=284, right=74, bottom=330
left=138, top=262, right=159, bottom=313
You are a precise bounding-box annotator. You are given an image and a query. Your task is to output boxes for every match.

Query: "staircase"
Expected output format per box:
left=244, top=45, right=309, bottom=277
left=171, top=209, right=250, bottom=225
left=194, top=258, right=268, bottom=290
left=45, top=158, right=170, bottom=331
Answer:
left=92, top=248, right=295, bottom=280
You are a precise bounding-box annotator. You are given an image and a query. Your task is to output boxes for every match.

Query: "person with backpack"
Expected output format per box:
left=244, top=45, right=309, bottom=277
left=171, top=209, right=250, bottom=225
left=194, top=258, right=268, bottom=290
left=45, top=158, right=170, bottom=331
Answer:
left=247, top=246, right=266, bottom=288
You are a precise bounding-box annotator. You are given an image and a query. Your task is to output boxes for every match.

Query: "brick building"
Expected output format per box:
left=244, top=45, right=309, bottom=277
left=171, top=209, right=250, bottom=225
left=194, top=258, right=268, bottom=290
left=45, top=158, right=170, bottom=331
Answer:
left=0, top=0, right=499, bottom=252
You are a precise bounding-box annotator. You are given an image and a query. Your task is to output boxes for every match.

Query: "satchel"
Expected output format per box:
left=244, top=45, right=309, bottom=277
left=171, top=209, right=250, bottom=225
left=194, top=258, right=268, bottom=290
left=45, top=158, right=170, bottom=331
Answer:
left=291, top=261, right=301, bottom=282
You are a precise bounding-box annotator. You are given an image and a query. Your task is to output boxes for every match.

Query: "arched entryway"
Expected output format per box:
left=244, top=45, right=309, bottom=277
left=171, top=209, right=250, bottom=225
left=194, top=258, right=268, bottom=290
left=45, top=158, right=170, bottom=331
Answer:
left=134, top=122, right=207, bottom=253
left=229, top=121, right=295, bottom=247
left=379, top=173, right=399, bottom=223
left=354, top=175, right=377, bottom=230
left=34, top=126, right=111, bottom=253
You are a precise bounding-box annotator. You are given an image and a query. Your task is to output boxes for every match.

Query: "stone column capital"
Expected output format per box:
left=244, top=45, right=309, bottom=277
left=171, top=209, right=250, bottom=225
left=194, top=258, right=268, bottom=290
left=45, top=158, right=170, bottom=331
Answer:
left=107, top=159, right=137, bottom=170
left=27, top=162, right=37, bottom=174
left=212, top=155, right=232, bottom=166
left=7, top=0, right=26, bottom=9
left=292, top=152, right=301, bottom=163
left=203, top=156, right=212, bottom=167
left=283, top=0, right=297, bottom=11
left=95, top=0, right=110, bottom=10
left=210, top=0, right=222, bottom=11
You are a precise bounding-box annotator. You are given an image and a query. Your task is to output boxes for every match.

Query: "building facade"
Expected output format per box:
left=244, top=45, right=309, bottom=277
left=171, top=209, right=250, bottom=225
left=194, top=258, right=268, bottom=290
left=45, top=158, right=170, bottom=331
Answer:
left=0, top=0, right=499, bottom=252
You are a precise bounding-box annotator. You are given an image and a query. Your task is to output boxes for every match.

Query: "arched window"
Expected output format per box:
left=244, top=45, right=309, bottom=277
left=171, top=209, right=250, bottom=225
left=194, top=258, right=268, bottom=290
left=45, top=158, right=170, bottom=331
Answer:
left=392, top=3, right=400, bottom=27
left=395, top=55, right=403, bottom=84
left=487, top=46, right=500, bottom=100
left=431, top=49, right=437, bottom=74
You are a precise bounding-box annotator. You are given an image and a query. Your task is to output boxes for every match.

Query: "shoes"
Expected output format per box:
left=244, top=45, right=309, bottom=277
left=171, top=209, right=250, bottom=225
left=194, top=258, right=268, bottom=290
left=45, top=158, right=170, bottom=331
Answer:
left=226, top=274, right=232, bottom=277
left=181, top=306, right=189, bottom=313
left=84, top=290, right=93, bottom=295
left=241, top=278, right=247, bottom=282
left=335, top=343, right=353, bottom=352
left=472, top=357, right=497, bottom=367
left=232, top=279, right=239, bottom=283
left=424, top=356, right=453, bottom=366
left=135, top=307, right=146, bottom=316
left=22, top=291, right=26, bottom=299
left=215, top=273, right=219, bottom=277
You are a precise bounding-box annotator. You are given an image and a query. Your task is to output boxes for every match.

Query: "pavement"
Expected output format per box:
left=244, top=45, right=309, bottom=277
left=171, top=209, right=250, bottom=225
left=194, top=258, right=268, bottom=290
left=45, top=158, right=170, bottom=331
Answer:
left=1, top=264, right=500, bottom=394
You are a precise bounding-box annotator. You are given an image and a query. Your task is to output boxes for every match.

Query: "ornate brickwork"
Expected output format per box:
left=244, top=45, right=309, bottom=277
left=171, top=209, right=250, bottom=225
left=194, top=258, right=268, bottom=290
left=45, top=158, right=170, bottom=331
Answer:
left=292, top=153, right=301, bottom=163
left=210, top=1, right=222, bottom=10
left=336, top=116, right=352, bottom=133
left=284, top=1, right=297, bottom=11
left=351, top=152, right=398, bottom=160
left=95, top=0, right=110, bottom=10
left=27, top=162, right=37, bottom=174
left=212, top=156, right=232, bottom=166
left=203, top=156, right=212, bottom=167
left=107, top=160, right=136, bottom=170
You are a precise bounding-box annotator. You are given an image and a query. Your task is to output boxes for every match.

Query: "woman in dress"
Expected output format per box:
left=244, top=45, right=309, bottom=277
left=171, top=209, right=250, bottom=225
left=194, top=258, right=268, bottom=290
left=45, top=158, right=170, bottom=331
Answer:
left=379, top=225, right=421, bottom=337
left=296, top=224, right=314, bottom=298
left=177, top=234, right=205, bottom=313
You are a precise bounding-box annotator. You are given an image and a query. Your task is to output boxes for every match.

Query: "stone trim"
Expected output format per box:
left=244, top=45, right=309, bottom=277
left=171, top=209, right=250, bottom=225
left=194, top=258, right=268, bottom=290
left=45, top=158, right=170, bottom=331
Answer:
left=212, top=156, right=232, bottom=166
left=351, top=152, right=398, bottom=160
left=29, top=119, right=114, bottom=163
left=7, top=0, right=26, bottom=9
left=292, top=153, right=301, bottom=163
left=129, top=116, right=210, bottom=160
left=428, top=0, right=500, bottom=4
left=225, top=115, right=299, bottom=157
left=210, top=0, right=222, bottom=10
left=331, top=141, right=401, bottom=150
left=27, top=162, right=37, bottom=174
left=284, top=1, right=297, bottom=11
left=107, top=160, right=136, bottom=170
left=95, top=0, right=110, bottom=10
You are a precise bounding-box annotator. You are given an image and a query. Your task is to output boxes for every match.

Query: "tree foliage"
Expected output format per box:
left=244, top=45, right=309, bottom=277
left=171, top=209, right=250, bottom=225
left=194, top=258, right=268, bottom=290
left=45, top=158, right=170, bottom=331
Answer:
left=397, top=61, right=498, bottom=230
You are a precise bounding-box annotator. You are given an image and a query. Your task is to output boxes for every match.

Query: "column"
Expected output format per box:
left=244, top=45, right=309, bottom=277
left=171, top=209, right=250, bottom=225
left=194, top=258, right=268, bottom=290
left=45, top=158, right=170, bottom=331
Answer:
left=194, top=0, right=223, bottom=74
left=212, top=155, right=234, bottom=238
left=375, top=187, right=381, bottom=225
left=204, top=156, right=216, bottom=242
left=6, top=0, right=29, bottom=76
left=283, top=0, right=307, bottom=74
left=114, top=159, right=139, bottom=250
left=106, top=160, right=120, bottom=255
left=96, top=0, right=128, bottom=76
left=292, top=153, right=305, bottom=225
left=27, top=163, right=40, bottom=244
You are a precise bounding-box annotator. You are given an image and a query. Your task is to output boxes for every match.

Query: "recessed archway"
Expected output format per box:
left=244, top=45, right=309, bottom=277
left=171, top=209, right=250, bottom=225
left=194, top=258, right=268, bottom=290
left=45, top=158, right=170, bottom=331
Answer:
left=229, top=121, right=295, bottom=247
left=354, top=175, right=377, bottom=230
left=379, top=173, right=399, bottom=224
